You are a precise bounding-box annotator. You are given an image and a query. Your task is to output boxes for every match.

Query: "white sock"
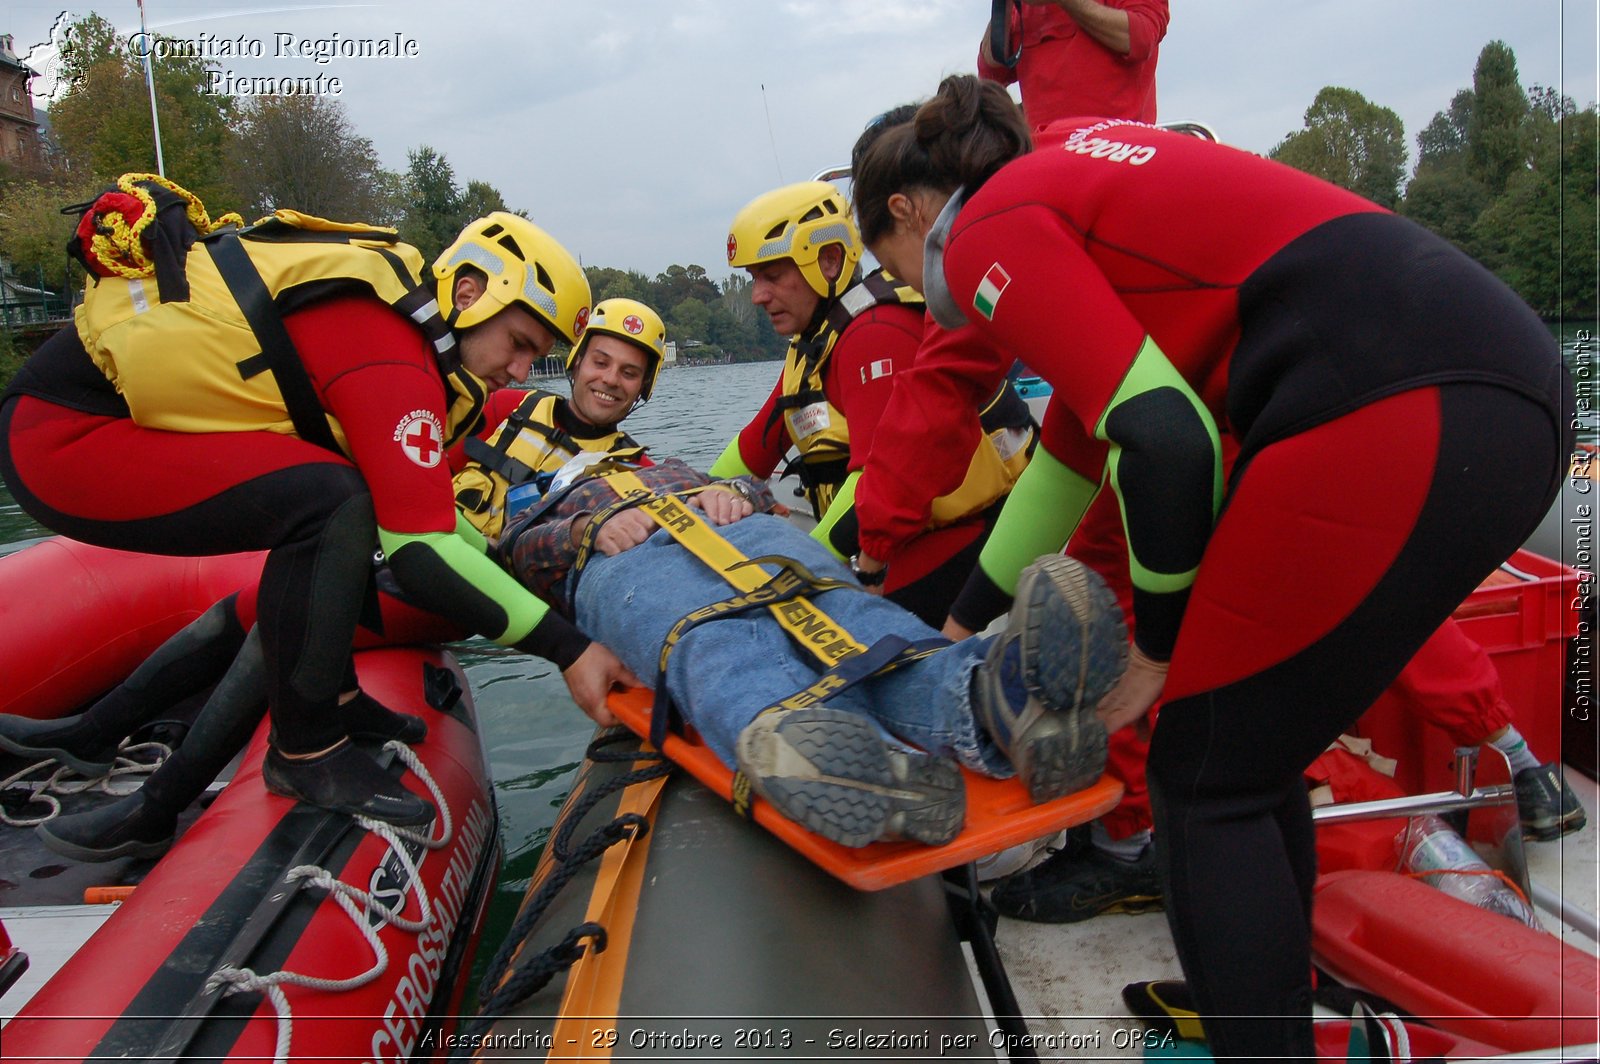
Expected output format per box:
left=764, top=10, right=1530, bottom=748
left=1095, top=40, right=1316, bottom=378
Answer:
left=1489, top=725, right=1542, bottom=774
left=1092, top=822, right=1152, bottom=862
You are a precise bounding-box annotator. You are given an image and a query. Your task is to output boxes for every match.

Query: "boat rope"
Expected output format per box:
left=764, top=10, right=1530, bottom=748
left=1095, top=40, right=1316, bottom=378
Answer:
left=203, top=740, right=453, bottom=1064
left=0, top=741, right=171, bottom=828
left=1402, top=865, right=1535, bottom=908
left=455, top=731, right=674, bottom=1056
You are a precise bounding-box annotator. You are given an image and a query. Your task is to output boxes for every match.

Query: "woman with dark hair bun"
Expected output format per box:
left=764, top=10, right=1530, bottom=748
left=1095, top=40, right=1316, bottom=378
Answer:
left=851, top=73, right=1572, bottom=1062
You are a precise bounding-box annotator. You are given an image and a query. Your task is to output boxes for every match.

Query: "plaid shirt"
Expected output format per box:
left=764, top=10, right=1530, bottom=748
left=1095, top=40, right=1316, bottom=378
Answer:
left=502, top=457, right=776, bottom=611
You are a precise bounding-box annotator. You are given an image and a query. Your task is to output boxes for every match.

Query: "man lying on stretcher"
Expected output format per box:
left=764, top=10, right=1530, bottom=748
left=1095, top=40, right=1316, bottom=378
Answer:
left=495, top=452, right=1128, bottom=848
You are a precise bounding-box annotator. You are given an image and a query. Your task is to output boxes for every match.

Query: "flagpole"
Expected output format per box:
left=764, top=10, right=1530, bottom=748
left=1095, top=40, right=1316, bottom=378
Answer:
left=137, top=0, right=165, bottom=175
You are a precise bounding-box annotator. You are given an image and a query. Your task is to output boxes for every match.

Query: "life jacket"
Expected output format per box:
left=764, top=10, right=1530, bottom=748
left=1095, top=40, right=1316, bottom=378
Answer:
left=454, top=390, right=645, bottom=540
left=927, top=377, right=1036, bottom=527
left=74, top=204, right=469, bottom=455
left=775, top=270, right=922, bottom=516
left=775, top=270, right=1036, bottom=526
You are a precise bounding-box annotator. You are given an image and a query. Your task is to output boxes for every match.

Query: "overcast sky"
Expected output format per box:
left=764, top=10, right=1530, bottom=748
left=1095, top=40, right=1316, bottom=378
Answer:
left=5, top=1, right=1597, bottom=279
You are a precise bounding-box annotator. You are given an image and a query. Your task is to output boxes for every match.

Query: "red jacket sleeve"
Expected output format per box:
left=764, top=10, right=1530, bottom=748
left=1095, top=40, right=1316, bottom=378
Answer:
left=292, top=297, right=458, bottom=537
left=1121, top=0, right=1171, bottom=62
left=855, top=318, right=1012, bottom=561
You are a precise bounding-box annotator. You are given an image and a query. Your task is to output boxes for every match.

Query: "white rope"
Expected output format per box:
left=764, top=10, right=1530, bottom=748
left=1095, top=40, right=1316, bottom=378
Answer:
left=204, top=739, right=455, bottom=1064
left=0, top=741, right=171, bottom=827
left=1377, top=1011, right=1411, bottom=1062
left=356, top=740, right=454, bottom=852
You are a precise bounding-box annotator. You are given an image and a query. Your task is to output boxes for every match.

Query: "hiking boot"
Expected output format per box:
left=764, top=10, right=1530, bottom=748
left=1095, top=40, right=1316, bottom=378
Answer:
left=972, top=555, right=1124, bottom=803
left=0, top=712, right=121, bottom=777
left=990, top=841, right=1163, bottom=922
left=1515, top=761, right=1587, bottom=841
left=263, top=742, right=434, bottom=826
left=735, top=707, right=965, bottom=848
left=37, top=790, right=175, bottom=863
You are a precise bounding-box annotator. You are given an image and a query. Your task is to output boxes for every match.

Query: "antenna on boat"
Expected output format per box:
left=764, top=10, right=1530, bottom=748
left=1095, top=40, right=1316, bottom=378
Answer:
left=135, top=0, right=167, bottom=176
left=760, top=83, right=784, bottom=183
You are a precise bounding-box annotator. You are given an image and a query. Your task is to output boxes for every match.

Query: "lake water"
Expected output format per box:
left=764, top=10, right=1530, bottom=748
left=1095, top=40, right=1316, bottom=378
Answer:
left=0, top=333, right=1592, bottom=1002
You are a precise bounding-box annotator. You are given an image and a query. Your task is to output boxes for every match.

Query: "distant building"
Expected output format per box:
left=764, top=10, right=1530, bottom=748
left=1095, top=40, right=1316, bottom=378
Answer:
left=0, top=35, right=45, bottom=171
left=0, top=263, right=64, bottom=325
left=662, top=340, right=678, bottom=365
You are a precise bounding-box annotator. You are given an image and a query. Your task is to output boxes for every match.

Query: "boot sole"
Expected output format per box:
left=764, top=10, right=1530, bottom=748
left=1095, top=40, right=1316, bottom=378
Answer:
left=736, top=708, right=965, bottom=848
left=1523, top=810, right=1587, bottom=841
left=37, top=823, right=172, bottom=863
left=1002, top=556, right=1122, bottom=802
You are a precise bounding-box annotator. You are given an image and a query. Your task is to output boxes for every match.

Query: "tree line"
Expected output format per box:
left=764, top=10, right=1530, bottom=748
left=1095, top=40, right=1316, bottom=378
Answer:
left=1269, top=40, right=1597, bottom=319
left=1, top=18, right=1593, bottom=381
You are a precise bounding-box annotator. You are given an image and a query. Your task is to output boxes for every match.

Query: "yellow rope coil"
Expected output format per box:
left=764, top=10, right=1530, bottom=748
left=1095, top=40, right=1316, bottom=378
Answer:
left=86, top=173, right=245, bottom=281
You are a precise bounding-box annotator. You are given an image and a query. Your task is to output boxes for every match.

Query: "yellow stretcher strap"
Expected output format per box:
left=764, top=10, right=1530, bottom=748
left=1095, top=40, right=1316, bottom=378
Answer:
left=583, top=469, right=950, bottom=819
left=592, top=469, right=869, bottom=668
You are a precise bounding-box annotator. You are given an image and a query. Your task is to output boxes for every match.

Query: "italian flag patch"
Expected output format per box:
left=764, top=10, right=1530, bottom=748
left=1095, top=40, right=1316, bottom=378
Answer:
left=973, top=263, right=1011, bottom=320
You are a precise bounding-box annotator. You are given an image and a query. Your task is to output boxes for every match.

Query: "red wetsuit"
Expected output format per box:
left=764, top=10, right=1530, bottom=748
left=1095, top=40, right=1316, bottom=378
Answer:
left=1, top=299, right=585, bottom=756
left=978, top=0, right=1169, bottom=130
left=894, top=119, right=1570, bottom=1060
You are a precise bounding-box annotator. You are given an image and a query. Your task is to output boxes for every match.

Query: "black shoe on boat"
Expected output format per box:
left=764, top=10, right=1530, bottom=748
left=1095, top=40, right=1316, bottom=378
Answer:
left=1515, top=761, right=1587, bottom=840
left=0, top=713, right=121, bottom=778
left=263, top=741, right=434, bottom=826
left=37, top=790, right=176, bottom=863
left=342, top=690, right=428, bottom=745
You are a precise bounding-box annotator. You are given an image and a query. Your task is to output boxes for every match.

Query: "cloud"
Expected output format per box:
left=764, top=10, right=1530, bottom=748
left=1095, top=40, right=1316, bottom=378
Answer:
left=6, top=0, right=1596, bottom=278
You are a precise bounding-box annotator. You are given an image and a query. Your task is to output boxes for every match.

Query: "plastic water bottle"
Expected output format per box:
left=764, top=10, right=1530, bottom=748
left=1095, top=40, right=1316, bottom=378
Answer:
left=1396, top=815, right=1541, bottom=929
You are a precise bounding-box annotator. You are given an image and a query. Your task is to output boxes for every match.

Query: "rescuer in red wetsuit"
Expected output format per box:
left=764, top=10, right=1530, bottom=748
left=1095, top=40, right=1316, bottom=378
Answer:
left=850, top=76, right=1570, bottom=1061
left=709, top=180, right=1035, bottom=626
left=0, top=180, right=636, bottom=826
left=979, top=0, right=1170, bottom=131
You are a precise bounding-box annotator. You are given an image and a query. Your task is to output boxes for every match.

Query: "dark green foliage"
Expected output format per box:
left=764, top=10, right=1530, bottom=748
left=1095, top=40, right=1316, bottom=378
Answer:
left=1467, top=41, right=1530, bottom=197
left=1269, top=86, right=1407, bottom=208
left=1275, top=41, right=1598, bottom=320
left=584, top=265, right=786, bottom=363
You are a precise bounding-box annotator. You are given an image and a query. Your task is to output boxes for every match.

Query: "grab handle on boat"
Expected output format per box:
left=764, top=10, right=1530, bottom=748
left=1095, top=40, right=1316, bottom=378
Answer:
left=84, top=885, right=135, bottom=904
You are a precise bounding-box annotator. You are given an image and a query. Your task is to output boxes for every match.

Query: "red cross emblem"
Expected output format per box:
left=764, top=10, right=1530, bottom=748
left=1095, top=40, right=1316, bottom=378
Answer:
left=623, top=314, right=644, bottom=335
left=573, top=305, right=590, bottom=338
left=394, top=411, right=445, bottom=468
left=726, top=234, right=737, bottom=262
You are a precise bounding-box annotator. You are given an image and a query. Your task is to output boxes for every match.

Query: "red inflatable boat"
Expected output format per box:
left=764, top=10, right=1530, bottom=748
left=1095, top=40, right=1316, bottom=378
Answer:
left=0, top=538, right=499, bottom=1063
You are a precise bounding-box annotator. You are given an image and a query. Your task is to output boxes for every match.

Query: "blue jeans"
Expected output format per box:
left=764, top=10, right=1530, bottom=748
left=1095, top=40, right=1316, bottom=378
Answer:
left=573, top=514, right=1009, bottom=776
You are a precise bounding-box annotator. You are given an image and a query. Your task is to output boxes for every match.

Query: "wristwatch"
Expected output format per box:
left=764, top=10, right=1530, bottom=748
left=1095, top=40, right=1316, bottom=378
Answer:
left=850, top=554, right=887, bottom=587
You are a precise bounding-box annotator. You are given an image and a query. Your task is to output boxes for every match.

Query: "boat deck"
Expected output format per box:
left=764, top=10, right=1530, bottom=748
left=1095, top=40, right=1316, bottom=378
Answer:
left=992, top=765, right=1600, bottom=1059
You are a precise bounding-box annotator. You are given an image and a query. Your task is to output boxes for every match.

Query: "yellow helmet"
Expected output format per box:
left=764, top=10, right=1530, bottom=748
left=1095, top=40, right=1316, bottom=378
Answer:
left=567, top=297, right=669, bottom=402
left=433, top=212, right=592, bottom=343
left=726, top=181, right=861, bottom=300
